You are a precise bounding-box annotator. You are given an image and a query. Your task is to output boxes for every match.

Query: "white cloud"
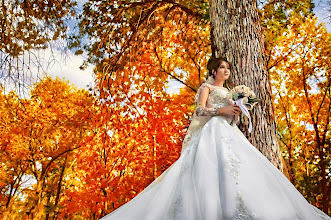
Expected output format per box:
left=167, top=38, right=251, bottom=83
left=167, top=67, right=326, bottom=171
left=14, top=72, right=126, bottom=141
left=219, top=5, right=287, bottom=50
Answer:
left=1, top=45, right=95, bottom=95
left=43, top=48, right=95, bottom=89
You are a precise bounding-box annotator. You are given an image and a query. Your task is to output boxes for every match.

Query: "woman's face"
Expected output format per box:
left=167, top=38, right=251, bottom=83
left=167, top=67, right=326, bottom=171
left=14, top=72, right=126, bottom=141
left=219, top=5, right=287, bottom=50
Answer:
left=214, top=61, right=231, bottom=81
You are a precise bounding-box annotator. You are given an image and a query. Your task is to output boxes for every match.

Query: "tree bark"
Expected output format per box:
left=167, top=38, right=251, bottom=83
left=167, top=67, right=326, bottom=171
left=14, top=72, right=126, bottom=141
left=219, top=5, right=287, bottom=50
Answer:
left=209, top=0, right=288, bottom=175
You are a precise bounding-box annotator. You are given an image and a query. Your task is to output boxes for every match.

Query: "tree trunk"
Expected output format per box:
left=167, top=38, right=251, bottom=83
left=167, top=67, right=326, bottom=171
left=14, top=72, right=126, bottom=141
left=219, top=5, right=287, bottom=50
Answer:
left=209, top=0, right=288, bottom=176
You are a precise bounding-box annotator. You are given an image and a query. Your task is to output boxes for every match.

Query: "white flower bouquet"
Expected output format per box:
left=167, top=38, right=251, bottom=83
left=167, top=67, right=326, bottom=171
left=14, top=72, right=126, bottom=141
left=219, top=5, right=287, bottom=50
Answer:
left=226, top=85, right=260, bottom=132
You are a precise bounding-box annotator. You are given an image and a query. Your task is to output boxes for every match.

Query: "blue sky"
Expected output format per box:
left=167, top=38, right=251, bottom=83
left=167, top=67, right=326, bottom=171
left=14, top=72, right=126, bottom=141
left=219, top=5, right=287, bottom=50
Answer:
left=314, top=0, right=330, bottom=30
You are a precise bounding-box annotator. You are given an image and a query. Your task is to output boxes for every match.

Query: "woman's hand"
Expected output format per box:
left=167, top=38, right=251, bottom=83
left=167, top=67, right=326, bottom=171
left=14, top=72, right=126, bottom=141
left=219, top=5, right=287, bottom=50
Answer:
left=218, top=104, right=241, bottom=116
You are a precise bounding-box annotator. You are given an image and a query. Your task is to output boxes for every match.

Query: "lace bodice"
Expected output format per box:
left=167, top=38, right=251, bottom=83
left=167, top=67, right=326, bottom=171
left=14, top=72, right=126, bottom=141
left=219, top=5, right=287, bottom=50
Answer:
left=195, top=83, right=233, bottom=116
left=181, top=83, right=233, bottom=153
left=199, top=83, right=232, bottom=108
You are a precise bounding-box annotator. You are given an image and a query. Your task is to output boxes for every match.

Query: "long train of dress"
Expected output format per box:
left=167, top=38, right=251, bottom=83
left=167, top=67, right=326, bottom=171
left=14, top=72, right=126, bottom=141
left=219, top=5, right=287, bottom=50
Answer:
left=101, top=82, right=330, bottom=219
left=101, top=115, right=331, bottom=220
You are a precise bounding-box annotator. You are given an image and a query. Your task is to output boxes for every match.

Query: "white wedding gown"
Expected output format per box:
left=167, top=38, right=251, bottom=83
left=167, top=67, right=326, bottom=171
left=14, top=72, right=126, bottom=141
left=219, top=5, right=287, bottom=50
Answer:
left=101, top=83, right=330, bottom=220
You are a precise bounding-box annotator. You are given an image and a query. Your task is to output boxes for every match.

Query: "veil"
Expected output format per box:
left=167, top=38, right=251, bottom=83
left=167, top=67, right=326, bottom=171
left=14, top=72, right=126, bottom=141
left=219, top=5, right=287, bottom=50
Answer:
left=205, top=74, right=215, bottom=84
left=181, top=75, right=215, bottom=153
left=194, top=75, right=215, bottom=103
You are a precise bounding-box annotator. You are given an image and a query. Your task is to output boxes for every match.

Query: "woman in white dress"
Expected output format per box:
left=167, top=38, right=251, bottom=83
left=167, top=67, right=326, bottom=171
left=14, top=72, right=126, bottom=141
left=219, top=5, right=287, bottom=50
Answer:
left=101, top=57, right=330, bottom=220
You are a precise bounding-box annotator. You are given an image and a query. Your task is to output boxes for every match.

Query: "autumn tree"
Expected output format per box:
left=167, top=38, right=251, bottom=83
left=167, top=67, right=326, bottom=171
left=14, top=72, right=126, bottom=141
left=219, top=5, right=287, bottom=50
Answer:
left=1, top=0, right=327, bottom=218
left=0, top=77, right=95, bottom=219
left=71, top=1, right=317, bottom=180
left=259, top=0, right=314, bottom=64
left=66, top=0, right=328, bottom=218
left=209, top=0, right=317, bottom=174
left=269, top=16, right=331, bottom=215
left=62, top=1, right=211, bottom=216
left=0, top=0, right=76, bottom=91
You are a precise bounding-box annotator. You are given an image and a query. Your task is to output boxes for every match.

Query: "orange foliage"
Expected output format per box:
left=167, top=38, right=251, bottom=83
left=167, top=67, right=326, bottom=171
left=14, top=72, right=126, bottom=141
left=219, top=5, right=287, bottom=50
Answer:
left=58, top=2, right=211, bottom=217
left=2, top=0, right=329, bottom=218
left=0, top=77, right=96, bottom=219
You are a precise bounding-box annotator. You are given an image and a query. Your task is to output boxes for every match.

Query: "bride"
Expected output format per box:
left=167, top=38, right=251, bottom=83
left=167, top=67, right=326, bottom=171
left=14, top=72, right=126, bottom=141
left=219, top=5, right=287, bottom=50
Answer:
left=101, top=57, right=330, bottom=220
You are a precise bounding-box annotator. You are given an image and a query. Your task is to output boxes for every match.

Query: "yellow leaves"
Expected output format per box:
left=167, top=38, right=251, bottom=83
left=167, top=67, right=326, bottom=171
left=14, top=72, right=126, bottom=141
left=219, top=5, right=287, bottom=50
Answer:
left=0, top=77, right=97, bottom=219
left=1, top=0, right=77, bottom=93
left=2, top=0, right=214, bottom=217
left=270, top=14, right=331, bottom=212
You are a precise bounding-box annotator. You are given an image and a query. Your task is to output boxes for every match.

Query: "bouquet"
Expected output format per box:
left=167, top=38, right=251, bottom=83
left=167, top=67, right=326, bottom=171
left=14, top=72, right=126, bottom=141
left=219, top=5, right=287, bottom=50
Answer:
left=226, top=85, right=260, bottom=132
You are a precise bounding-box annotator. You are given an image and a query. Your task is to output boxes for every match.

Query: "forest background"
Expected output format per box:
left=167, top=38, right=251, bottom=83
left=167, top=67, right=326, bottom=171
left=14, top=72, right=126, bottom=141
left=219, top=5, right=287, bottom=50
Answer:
left=0, top=0, right=330, bottom=219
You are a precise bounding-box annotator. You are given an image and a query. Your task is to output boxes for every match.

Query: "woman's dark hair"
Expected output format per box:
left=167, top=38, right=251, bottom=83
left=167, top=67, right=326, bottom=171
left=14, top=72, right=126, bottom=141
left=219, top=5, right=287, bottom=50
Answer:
left=206, top=57, right=233, bottom=89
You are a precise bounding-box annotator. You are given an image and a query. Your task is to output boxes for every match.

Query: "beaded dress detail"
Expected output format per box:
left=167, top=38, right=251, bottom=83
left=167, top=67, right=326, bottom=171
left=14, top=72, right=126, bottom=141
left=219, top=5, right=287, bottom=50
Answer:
left=181, top=83, right=233, bottom=152
left=101, top=82, right=330, bottom=220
